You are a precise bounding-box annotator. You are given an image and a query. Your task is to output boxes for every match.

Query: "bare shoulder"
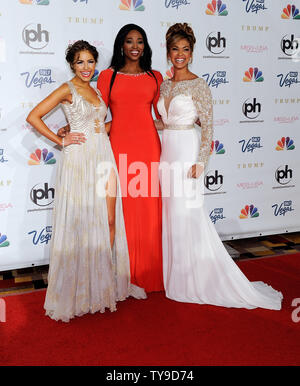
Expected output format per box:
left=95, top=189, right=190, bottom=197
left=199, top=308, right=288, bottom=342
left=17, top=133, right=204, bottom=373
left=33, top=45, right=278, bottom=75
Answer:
left=48, top=82, right=72, bottom=102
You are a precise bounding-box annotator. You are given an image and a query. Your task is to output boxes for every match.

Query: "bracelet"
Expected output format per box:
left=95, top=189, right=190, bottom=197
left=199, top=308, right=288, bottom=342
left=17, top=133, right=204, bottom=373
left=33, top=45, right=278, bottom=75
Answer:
left=62, top=138, right=65, bottom=148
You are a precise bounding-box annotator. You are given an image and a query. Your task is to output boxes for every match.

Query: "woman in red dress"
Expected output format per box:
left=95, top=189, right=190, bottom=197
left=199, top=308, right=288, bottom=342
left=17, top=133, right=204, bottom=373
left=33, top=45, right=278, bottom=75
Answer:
left=97, top=24, right=163, bottom=292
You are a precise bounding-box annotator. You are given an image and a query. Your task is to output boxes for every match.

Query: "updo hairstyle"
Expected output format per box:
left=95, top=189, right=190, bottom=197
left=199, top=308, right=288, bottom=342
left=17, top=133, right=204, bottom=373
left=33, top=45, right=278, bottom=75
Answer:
left=166, top=23, right=196, bottom=55
left=65, top=40, right=99, bottom=72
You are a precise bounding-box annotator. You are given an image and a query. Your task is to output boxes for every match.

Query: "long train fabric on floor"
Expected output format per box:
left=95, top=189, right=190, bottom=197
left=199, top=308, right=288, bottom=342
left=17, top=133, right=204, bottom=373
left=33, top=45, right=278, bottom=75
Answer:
left=1, top=254, right=299, bottom=366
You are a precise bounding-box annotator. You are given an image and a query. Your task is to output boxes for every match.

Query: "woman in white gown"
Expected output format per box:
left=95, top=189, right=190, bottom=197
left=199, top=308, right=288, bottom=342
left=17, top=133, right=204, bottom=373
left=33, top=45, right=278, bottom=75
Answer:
left=156, top=24, right=283, bottom=310
left=27, top=41, right=146, bottom=322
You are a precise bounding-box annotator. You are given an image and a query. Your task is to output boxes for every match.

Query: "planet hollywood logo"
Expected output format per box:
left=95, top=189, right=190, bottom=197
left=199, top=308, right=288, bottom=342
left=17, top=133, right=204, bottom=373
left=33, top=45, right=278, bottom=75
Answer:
left=272, top=200, right=294, bottom=217
left=279, top=34, right=300, bottom=60
left=22, top=23, right=49, bottom=49
left=239, top=137, right=263, bottom=153
left=241, top=98, right=263, bottom=123
left=277, top=71, right=300, bottom=87
left=204, top=170, right=225, bottom=194
left=243, top=0, right=267, bottom=14
left=29, top=182, right=55, bottom=210
left=209, top=208, right=226, bottom=224
left=21, top=69, right=56, bottom=89
left=273, top=165, right=294, bottom=189
left=165, top=0, right=191, bottom=10
left=20, top=23, right=54, bottom=55
left=202, top=71, right=229, bottom=88
left=28, top=226, right=52, bottom=245
left=204, top=32, right=229, bottom=59
left=206, top=32, right=226, bottom=54
left=119, top=0, right=145, bottom=11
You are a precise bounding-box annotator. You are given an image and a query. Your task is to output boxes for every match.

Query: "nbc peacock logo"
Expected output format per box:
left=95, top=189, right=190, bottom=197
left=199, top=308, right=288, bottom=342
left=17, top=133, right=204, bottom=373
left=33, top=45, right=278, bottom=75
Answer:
left=119, top=0, right=145, bottom=11
left=276, top=137, right=295, bottom=151
left=28, top=148, right=56, bottom=165
left=239, top=205, right=259, bottom=219
left=243, top=67, right=264, bottom=82
left=206, top=0, right=228, bottom=16
left=281, top=4, right=300, bottom=19
left=210, top=140, right=225, bottom=155
left=165, top=66, right=174, bottom=80
left=0, top=233, right=9, bottom=248
left=19, top=0, right=50, bottom=4
left=91, top=69, right=99, bottom=82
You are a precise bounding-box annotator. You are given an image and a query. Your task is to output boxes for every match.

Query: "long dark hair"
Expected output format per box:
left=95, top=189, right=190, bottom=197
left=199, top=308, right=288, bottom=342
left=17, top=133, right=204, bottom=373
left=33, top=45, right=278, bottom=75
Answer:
left=108, top=24, right=157, bottom=100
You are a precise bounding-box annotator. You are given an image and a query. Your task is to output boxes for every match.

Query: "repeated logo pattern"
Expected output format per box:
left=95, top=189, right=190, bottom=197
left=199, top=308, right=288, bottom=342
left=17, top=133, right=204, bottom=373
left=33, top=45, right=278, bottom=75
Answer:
left=210, top=140, right=225, bottom=155
left=206, top=0, right=228, bottom=16
left=19, top=0, right=49, bottom=4
left=243, top=67, right=264, bottom=82
left=119, top=0, right=145, bottom=11
left=281, top=4, right=300, bottom=19
left=276, top=137, right=295, bottom=151
left=239, top=205, right=259, bottom=219
left=0, top=233, right=9, bottom=248
left=28, top=149, right=56, bottom=165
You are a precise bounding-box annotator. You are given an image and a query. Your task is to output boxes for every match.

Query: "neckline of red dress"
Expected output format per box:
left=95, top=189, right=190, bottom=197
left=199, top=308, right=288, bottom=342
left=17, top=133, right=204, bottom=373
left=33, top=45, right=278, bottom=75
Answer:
left=109, top=68, right=146, bottom=76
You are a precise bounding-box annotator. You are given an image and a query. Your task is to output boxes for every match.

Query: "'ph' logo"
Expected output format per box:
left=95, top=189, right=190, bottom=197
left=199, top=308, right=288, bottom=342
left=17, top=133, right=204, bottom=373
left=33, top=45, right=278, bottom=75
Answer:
left=281, top=34, right=299, bottom=56
left=242, top=98, right=261, bottom=119
left=22, top=23, right=49, bottom=50
left=206, top=32, right=226, bottom=54
left=30, top=183, right=55, bottom=206
left=275, top=165, right=293, bottom=185
left=205, top=170, right=223, bottom=191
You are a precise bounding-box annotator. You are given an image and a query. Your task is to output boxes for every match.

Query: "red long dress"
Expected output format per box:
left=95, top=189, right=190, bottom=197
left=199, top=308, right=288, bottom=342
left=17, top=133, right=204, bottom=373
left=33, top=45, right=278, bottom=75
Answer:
left=97, top=69, right=164, bottom=292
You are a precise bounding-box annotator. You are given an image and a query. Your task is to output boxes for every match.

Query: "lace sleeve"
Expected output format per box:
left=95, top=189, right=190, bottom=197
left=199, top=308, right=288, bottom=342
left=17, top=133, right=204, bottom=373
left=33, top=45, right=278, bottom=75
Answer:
left=192, top=78, right=213, bottom=167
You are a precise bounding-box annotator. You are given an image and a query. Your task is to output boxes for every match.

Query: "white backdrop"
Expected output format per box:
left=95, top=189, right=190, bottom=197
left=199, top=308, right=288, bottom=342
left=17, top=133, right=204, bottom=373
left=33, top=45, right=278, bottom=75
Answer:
left=0, top=0, right=299, bottom=270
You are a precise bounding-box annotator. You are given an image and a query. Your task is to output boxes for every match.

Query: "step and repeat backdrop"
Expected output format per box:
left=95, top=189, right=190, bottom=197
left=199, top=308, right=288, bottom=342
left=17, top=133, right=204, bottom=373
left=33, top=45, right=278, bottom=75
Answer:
left=0, top=0, right=299, bottom=270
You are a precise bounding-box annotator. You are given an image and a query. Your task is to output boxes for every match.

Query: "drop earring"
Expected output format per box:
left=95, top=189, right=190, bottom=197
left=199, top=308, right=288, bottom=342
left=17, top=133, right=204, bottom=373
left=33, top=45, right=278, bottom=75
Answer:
left=121, top=48, right=124, bottom=56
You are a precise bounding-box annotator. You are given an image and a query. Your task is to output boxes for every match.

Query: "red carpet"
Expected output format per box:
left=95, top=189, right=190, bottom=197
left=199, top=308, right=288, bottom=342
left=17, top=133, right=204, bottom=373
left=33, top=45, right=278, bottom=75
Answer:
left=1, top=254, right=299, bottom=366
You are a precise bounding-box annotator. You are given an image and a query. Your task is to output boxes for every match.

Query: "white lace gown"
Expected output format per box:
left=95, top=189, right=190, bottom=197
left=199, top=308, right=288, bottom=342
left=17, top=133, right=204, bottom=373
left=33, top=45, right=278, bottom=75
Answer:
left=157, top=78, right=283, bottom=310
left=44, top=81, right=146, bottom=322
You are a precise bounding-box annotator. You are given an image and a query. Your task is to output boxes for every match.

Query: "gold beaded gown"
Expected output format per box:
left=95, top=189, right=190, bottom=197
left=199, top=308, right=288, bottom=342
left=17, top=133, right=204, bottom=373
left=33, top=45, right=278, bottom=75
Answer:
left=44, top=81, right=146, bottom=322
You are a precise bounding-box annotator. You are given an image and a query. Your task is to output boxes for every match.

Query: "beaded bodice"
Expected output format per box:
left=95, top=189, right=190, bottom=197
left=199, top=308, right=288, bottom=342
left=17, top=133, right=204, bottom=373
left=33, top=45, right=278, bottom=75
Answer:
left=61, top=81, right=107, bottom=138
left=157, top=77, right=213, bottom=166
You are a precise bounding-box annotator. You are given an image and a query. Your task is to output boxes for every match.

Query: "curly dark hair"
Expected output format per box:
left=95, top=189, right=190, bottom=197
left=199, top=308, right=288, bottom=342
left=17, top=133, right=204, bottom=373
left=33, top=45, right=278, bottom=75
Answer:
left=65, top=40, right=99, bottom=72
left=108, top=24, right=157, bottom=100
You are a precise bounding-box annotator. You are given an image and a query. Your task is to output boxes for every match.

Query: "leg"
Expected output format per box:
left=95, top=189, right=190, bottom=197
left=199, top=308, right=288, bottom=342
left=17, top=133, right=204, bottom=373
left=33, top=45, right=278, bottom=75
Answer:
left=105, top=168, right=117, bottom=250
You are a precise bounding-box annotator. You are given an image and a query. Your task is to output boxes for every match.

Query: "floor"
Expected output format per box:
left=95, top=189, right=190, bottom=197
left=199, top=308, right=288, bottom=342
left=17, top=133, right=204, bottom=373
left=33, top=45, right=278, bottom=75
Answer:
left=1, top=232, right=300, bottom=296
